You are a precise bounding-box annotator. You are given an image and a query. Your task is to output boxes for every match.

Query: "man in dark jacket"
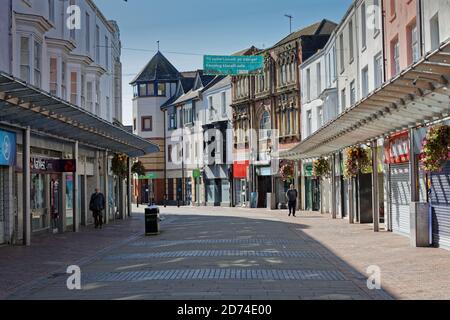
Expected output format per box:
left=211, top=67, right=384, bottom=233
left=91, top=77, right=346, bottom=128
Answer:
left=286, top=184, right=298, bottom=217
left=90, top=188, right=106, bottom=229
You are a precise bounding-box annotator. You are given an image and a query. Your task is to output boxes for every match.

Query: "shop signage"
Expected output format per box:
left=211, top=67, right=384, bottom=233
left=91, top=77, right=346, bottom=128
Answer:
left=193, top=169, right=201, bottom=179
left=304, top=164, right=313, bottom=177
left=384, top=131, right=410, bottom=164
left=0, top=129, right=16, bottom=166
left=30, top=158, right=76, bottom=173
left=139, top=172, right=159, bottom=180
left=256, top=166, right=271, bottom=176
left=203, top=55, right=264, bottom=76
left=233, top=160, right=249, bottom=179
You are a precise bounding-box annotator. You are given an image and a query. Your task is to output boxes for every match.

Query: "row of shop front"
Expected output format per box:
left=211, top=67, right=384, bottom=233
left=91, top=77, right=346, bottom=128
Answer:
left=133, top=160, right=294, bottom=209
left=0, top=72, right=158, bottom=246
left=299, top=125, right=450, bottom=249
left=284, top=41, right=450, bottom=250
left=0, top=127, right=129, bottom=245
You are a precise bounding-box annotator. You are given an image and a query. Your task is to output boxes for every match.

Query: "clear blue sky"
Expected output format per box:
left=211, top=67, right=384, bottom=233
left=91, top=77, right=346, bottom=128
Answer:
left=94, top=0, right=353, bottom=125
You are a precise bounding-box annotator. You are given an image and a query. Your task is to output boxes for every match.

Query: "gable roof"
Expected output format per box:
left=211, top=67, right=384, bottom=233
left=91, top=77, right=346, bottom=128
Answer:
left=199, top=73, right=216, bottom=87
left=202, top=76, right=229, bottom=93
left=179, top=71, right=197, bottom=93
left=232, top=46, right=260, bottom=56
left=130, top=51, right=180, bottom=84
left=273, top=19, right=337, bottom=48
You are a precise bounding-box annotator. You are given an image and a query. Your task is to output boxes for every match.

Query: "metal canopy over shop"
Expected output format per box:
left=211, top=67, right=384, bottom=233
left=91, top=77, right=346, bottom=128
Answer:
left=282, top=39, right=450, bottom=160
left=0, top=72, right=159, bottom=157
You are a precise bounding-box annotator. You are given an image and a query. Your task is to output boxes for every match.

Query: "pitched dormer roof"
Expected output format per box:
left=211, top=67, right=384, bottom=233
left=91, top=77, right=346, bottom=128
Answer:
left=272, top=19, right=337, bottom=48
left=130, top=51, right=180, bottom=84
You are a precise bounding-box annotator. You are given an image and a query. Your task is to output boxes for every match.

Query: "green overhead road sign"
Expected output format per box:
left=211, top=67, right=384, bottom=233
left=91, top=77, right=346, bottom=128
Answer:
left=203, top=55, right=264, bottom=76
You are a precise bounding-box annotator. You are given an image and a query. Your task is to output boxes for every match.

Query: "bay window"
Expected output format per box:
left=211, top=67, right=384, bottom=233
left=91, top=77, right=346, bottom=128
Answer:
left=70, top=72, right=77, bottom=105
left=49, top=57, right=58, bottom=95
left=34, top=41, right=42, bottom=87
left=20, top=37, right=30, bottom=82
left=61, top=61, right=67, bottom=100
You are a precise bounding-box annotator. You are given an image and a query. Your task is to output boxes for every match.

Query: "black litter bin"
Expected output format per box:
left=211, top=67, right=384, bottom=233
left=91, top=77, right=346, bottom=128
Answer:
left=145, top=205, right=160, bottom=235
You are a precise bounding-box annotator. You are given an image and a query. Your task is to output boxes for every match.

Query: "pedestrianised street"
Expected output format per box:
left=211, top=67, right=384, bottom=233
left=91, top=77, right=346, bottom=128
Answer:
left=1, top=0, right=450, bottom=305
left=3, top=207, right=450, bottom=300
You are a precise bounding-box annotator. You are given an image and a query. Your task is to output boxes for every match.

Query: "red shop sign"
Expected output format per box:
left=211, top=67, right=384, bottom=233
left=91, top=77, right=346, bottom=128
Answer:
left=384, top=131, right=410, bottom=164
left=233, top=160, right=249, bottom=179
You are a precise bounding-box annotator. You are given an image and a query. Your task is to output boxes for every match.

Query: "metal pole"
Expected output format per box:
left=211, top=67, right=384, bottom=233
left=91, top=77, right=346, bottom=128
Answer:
left=331, top=154, right=337, bottom=219
left=73, top=141, right=79, bottom=232
left=127, top=157, right=132, bottom=217
left=83, top=156, right=88, bottom=226
left=103, top=151, right=109, bottom=224
left=22, top=127, right=31, bottom=246
left=348, top=177, right=354, bottom=224
left=409, top=129, right=419, bottom=202
left=294, top=160, right=300, bottom=211
left=371, top=140, right=380, bottom=232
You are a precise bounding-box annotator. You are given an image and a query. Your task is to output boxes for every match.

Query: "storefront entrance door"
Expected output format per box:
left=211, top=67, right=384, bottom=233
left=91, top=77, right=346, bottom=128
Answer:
left=50, top=175, right=61, bottom=232
left=312, top=178, right=321, bottom=211
left=257, top=176, right=272, bottom=208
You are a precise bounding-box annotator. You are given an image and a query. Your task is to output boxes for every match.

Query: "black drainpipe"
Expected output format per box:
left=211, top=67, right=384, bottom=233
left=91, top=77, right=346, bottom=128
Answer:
left=381, top=0, right=387, bottom=83
left=417, top=0, right=425, bottom=58
left=8, top=0, right=13, bottom=73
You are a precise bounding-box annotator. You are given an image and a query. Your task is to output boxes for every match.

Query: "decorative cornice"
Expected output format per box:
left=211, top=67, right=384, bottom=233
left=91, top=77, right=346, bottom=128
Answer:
left=68, top=54, right=94, bottom=67
left=45, top=37, right=76, bottom=54
left=14, top=12, right=53, bottom=34
left=86, top=64, right=107, bottom=77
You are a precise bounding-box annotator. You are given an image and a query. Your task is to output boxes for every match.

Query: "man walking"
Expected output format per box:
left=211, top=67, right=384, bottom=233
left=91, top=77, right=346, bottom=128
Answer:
left=90, top=187, right=106, bottom=229
left=286, top=184, right=298, bottom=217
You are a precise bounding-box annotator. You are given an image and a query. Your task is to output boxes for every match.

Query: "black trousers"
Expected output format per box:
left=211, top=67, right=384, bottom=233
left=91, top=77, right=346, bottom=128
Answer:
left=288, top=201, right=297, bottom=216
left=93, top=210, right=103, bottom=227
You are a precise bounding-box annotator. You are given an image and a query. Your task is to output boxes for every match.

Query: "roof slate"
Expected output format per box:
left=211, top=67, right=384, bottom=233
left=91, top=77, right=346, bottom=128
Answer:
left=130, top=51, right=180, bottom=84
left=272, top=19, right=337, bottom=47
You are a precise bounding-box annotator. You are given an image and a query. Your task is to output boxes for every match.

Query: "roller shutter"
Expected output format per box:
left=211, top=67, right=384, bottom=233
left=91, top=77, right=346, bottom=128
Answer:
left=390, top=163, right=411, bottom=236
left=430, top=161, right=450, bottom=249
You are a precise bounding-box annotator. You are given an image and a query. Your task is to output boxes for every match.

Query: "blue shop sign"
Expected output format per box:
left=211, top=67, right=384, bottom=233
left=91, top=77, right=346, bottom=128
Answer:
left=0, top=129, right=16, bottom=166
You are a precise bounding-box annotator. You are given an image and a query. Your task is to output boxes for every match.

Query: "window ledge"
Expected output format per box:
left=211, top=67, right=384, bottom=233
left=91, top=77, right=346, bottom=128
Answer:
left=374, top=29, right=380, bottom=39
left=389, top=13, right=397, bottom=23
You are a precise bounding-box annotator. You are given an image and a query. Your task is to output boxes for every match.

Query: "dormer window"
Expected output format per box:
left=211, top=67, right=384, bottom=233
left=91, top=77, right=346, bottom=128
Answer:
left=135, top=82, right=167, bottom=97
left=138, top=83, right=147, bottom=96
left=157, top=83, right=166, bottom=96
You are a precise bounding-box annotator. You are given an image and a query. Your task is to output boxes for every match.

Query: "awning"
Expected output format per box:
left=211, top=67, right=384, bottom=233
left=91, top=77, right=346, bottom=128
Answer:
left=282, top=38, right=450, bottom=160
left=0, top=72, right=159, bottom=157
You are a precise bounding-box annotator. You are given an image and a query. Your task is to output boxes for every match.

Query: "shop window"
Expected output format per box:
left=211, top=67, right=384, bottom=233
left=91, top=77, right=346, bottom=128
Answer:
left=31, top=174, right=47, bottom=231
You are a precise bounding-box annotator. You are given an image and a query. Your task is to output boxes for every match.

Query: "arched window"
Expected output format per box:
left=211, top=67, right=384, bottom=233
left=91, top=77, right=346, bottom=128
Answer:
left=259, top=111, right=271, bottom=139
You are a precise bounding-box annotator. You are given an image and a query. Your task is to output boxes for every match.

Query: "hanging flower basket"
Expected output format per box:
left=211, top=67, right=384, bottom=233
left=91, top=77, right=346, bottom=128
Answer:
left=111, top=154, right=127, bottom=178
left=280, top=161, right=295, bottom=182
left=313, top=157, right=330, bottom=178
left=344, top=146, right=371, bottom=179
left=131, top=160, right=146, bottom=177
left=421, top=124, right=450, bottom=172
